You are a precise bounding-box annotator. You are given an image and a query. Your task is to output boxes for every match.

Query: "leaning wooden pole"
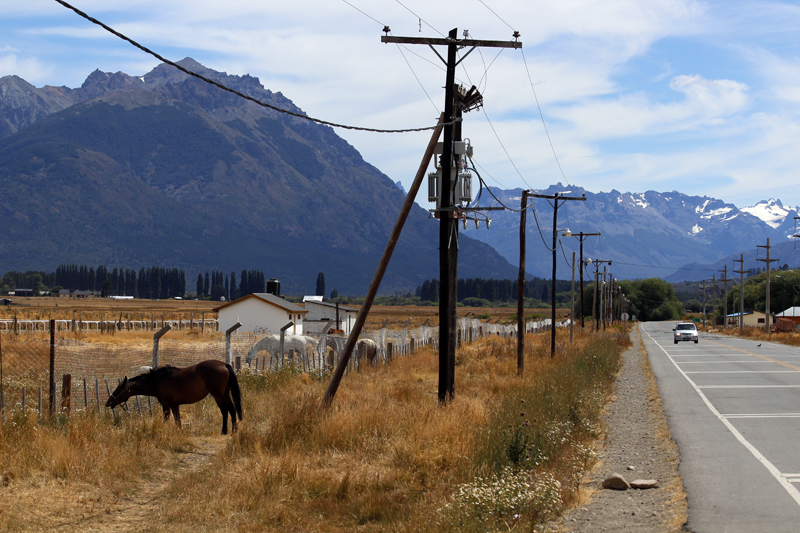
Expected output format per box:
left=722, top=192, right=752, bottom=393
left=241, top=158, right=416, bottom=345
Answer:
left=322, top=114, right=445, bottom=408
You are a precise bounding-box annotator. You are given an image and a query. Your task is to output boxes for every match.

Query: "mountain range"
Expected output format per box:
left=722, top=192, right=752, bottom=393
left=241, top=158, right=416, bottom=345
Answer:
left=460, top=185, right=800, bottom=281
left=0, top=59, right=517, bottom=295
left=1, top=59, right=797, bottom=293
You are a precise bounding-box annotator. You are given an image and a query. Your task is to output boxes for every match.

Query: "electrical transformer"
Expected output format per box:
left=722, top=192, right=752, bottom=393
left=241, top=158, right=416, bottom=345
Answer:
left=428, top=141, right=473, bottom=211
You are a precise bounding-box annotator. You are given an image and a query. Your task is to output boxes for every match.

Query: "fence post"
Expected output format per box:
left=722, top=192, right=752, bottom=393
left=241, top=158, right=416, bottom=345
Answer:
left=83, top=378, right=88, bottom=411
left=225, top=321, right=243, bottom=365
left=152, top=324, right=172, bottom=368
left=95, top=379, right=100, bottom=415
left=49, top=319, right=56, bottom=416
left=61, top=374, right=71, bottom=414
left=235, top=356, right=241, bottom=372
left=279, top=321, right=293, bottom=367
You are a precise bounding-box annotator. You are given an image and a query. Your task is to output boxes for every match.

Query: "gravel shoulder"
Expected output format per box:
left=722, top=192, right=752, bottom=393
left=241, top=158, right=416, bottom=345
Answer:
left=550, top=325, right=688, bottom=532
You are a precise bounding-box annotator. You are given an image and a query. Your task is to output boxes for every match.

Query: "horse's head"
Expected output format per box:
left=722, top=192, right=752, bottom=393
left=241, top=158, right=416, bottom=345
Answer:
left=106, top=376, right=131, bottom=410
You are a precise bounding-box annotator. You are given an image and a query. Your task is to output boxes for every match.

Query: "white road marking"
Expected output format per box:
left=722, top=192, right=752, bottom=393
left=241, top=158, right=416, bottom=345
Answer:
left=699, top=385, right=800, bottom=389
left=677, top=361, right=777, bottom=364
left=642, top=325, right=800, bottom=507
left=724, top=413, right=800, bottom=419
left=685, top=371, right=800, bottom=374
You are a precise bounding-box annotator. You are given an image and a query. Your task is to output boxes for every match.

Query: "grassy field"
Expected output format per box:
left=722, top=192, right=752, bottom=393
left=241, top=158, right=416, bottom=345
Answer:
left=0, top=299, right=626, bottom=532
left=0, top=296, right=573, bottom=333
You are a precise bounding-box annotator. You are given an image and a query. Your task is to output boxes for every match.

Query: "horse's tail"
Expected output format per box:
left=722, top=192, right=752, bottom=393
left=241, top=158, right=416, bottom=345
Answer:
left=226, top=363, right=243, bottom=421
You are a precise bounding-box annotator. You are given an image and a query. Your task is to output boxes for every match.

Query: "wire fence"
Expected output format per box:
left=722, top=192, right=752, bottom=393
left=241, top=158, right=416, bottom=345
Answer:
left=0, top=317, right=569, bottom=422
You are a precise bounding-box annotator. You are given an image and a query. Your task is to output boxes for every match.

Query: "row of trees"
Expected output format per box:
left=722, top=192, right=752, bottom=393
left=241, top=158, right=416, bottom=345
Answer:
left=195, top=270, right=268, bottom=302
left=2, top=264, right=186, bottom=298
left=415, top=277, right=683, bottom=323
left=417, top=277, right=573, bottom=305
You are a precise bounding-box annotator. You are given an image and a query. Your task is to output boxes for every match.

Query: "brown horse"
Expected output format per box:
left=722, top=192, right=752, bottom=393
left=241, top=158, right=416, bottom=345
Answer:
left=106, top=360, right=242, bottom=434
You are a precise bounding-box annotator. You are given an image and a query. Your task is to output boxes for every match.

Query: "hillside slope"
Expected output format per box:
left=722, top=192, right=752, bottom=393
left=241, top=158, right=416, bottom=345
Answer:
left=0, top=59, right=517, bottom=294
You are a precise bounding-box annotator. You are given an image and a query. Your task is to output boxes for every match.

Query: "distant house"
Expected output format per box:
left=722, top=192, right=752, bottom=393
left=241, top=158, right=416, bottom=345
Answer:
left=302, top=297, right=359, bottom=334
left=72, top=290, right=100, bottom=298
left=0, top=298, right=12, bottom=306
left=13, top=289, right=33, bottom=297
left=214, top=292, right=307, bottom=335
left=775, top=307, right=800, bottom=325
left=726, top=310, right=775, bottom=327
left=58, top=289, right=99, bottom=298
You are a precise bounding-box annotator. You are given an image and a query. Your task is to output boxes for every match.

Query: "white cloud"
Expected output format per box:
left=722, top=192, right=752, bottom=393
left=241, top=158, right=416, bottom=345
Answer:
left=2, top=0, right=800, bottom=209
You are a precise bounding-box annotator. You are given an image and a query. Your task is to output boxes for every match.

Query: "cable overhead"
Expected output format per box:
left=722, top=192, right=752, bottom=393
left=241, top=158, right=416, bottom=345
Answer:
left=54, top=0, right=459, bottom=134
left=481, top=107, right=533, bottom=189
left=520, top=48, right=570, bottom=185
left=477, top=0, right=516, bottom=31
left=340, top=0, right=387, bottom=26
left=396, top=44, right=440, bottom=112
left=394, top=0, right=444, bottom=36
left=469, top=157, right=511, bottom=189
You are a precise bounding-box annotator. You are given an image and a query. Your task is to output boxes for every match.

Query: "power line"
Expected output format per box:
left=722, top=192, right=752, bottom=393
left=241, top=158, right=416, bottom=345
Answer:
left=394, top=0, right=444, bottom=36
left=520, top=48, right=570, bottom=185
left=54, top=0, right=459, bottom=134
left=481, top=107, right=533, bottom=189
left=612, top=261, right=719, bottom=272
left=469, top=157, right=511, bottom=189
left=472, top=0, right=570, bottom=187
left=477, top=0, right=516, bottom=31
left=396, top=44, right=440, bottom=112
left=340, top=0, right=386, bottom=26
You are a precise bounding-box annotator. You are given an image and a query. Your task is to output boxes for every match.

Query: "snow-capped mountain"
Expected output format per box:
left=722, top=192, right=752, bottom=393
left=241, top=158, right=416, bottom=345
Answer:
left=741, top=198, right=798, bottom=229
left=460, top=184, right=792, bottom=280
left=741, top=199, right=800, bottom=237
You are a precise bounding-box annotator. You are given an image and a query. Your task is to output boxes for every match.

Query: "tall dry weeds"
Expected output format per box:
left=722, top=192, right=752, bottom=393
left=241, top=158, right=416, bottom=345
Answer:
left=0, top=327, right=629, bottom=532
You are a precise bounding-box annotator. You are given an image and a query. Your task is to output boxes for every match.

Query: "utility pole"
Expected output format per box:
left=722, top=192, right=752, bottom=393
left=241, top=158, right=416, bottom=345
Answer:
left=529, top=192, right=586, bottom=356
left=517, top=191, right=528, bottom=375
left=718, top=266, right=732, bottom=329
left=734, top=254, right=745, bottom=333
left=601, top=267, right=607, bottom=332
left=701, top=279, right=707, bottom=328
left=574, top=232, right=601, bottom=329
left=589, top=259, right=611, bottom=331
left=570, top=251, right=575, bottom=343
left=711, top=275, right=717, bottom=329
left=757, top=238, right=779, bottom=336
left=593, top=267, right=599, bottom=332
left=383, top=29, right=521, bottom=402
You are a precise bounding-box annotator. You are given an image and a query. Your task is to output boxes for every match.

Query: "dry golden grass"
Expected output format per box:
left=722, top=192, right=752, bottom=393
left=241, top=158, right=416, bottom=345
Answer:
left=711, top=324, right=800, bottom=346
left=0, top=325, right=627, bottom=532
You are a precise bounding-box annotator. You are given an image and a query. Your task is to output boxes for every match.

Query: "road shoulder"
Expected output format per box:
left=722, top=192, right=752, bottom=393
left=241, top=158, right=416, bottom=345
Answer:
left=551, top=325, right=687, bottom=532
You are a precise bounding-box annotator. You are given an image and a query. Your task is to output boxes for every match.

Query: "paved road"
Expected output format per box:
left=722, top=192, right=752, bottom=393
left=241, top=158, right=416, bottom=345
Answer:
left=640, top=322, right=800, bottom=532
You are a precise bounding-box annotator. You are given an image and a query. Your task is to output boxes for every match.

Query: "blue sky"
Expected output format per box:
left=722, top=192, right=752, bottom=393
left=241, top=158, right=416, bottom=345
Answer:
left=2, top=0, right=800, bottom=209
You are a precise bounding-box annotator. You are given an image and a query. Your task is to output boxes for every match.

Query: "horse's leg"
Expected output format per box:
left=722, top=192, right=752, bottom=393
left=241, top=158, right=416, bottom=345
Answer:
left=171, top=406, right=181, bottom=428
left=162, top=404, right=170, bottom=422
left=213, top=395, right=231, bottom=435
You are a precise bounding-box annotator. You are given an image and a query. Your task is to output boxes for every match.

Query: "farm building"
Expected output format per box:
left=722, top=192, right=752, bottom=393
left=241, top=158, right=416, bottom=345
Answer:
left=12, top=289, right=33, bottom=297
left=726, top=310, right=775, bottom=327
left=775, top=307, right=800, bottom=325
left=302, top=297, right=359, bottom=334
left=214, top=292, right=307, bottom=335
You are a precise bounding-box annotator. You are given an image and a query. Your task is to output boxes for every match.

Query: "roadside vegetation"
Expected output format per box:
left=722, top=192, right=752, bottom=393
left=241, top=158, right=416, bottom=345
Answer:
left=0, top=327, right=629, bottom=532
